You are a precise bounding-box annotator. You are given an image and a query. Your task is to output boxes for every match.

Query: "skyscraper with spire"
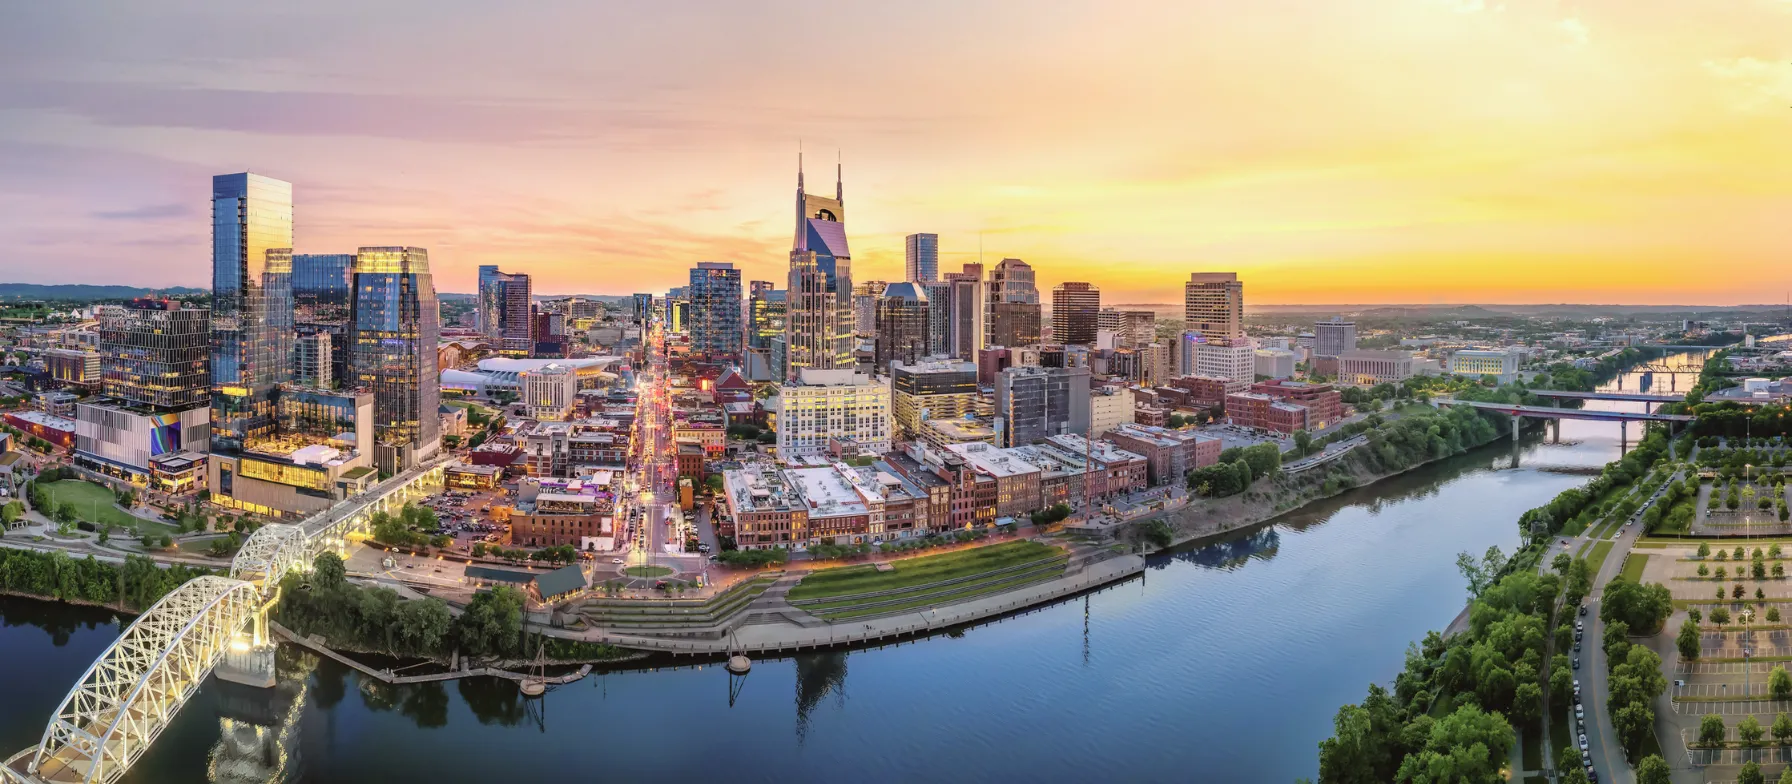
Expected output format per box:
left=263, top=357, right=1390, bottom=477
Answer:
left=784, top=152, right=855, bottom=381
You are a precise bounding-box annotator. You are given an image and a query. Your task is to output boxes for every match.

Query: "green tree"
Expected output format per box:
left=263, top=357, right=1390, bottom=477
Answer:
left=1678, top=618, right=1702, bottom=660
left=1293, top=429, right=1314, bottom=457
left=1634, top=755, right=1671, bottom=784
left=1699, top=713, right=1726, bottom=747
left=1773, top=666, right=1792, bottom=701
left=1773, top=711, right=1792, bottom=744
left=1698, top=541, right=1711, bottom=558
left=312, top=551, right=347, bottom=590
left=1392, top=703, right=1514, bottom=784
left=1742, top=714, right=1766, bottom=746
left=1601, top=579, right=1674, bottom=632
left=1739, top=760, right=1764, bottom=784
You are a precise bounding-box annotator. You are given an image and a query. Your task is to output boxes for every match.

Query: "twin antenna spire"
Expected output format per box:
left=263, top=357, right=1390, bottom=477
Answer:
left=796, top=142, right=842, bottom=202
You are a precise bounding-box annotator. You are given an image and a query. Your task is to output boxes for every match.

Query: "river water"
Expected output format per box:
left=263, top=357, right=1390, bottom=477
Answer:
left=0, top=354, right=1710, bottom=783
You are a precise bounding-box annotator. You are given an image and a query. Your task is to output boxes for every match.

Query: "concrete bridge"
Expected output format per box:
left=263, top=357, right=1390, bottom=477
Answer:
left=1432, top=397, right=1695, bottom=448
left=1, top=457, right=451, bottom=784
left=1527, top=390, right=1683, bottom=405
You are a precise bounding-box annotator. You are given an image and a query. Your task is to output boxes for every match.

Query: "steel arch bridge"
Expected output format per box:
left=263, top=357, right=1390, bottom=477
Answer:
left=3, top=457, right=452, bottom=784
left=14, top=577, right=262, bottom=784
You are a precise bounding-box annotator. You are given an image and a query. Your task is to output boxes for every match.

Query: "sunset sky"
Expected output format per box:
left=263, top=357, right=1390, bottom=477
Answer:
left=2, top=1, right=1791, bottom=305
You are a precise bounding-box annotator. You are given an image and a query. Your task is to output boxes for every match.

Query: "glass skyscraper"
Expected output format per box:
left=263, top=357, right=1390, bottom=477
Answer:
left=688, top=261, right=743, bottom=359
left=905, top=233, right=939, bottom=283
left=351, top=246, right=441, bottom=472
left=210, top=172, right=294, bottom=454
left=292, top=253, right=354, bottom=387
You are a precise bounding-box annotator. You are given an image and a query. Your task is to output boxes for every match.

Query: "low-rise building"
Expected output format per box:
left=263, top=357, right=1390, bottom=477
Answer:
left=446, top=463, right=503, bottom=490
left=509, top=475, right=617, bottom=549
left=774, top=369, right=892, bottom=459
left=1103, top=422, right=1221, bottom=486
left=1225, top=380, right=1343, bottom=434
left=1336, top=349, right=1414, bottom=385
left=1254, top=348, right=1296, bottom=380
left=1448, top=349, right=1521, bottom=383
left=1089, top=386, right=1134, bottom=437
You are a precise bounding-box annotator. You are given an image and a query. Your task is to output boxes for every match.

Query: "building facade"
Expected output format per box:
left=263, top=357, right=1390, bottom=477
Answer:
left=688, top=261, right=743, bottom=360
left=1184, top=272, right=1245, bottom=344
left=1337, top=349, right=1415, bottom=385
left=1449, top=349, right=1521, bottom=382
left=351, top=246, right=442, bottom=472
left=774, top=368, right=892, bottom=458
left=1051, top=282, right=1100, bottom=347
left=873, top=282, right=931, bottom=373
left=1313, top=318, right=1357, bottom=359
left=478, top=266, right=533, bottom=356
left=904, top=232, right=939, bottom=283
left=519, top=365, right=579, bottom=421
left=292, top=253, right=354, bottom=387
left=209, top=172, right=295, bottom=455
left=890, top=360, right=979, bottom=441
left=996, top=365, right=1092, bottom=447
left=785, top=159, right=855, bottom=381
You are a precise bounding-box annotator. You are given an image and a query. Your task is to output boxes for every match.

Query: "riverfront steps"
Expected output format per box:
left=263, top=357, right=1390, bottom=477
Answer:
left=573, top=553, right=1147, bottom=655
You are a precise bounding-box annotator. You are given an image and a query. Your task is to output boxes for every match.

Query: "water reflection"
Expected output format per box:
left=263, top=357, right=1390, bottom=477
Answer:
left=205, top=647, right=310, bottom=784
left=794, top=652, right=849, bottom=745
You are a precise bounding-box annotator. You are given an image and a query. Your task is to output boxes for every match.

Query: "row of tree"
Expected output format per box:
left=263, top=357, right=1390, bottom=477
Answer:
left=0, top=548, right=213, bottom=612
left=273, top=552, right=527, bottom=660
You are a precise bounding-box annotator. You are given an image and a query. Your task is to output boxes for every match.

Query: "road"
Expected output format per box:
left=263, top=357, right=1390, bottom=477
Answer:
left=1572, top=472, right=1676, bottom=784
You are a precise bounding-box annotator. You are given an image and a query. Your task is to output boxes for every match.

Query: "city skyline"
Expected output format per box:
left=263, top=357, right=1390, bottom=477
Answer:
left=5, top=2, right=1792, bottom=305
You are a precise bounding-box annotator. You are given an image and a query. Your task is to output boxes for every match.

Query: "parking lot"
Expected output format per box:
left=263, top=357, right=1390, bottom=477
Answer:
left=1196, top=423, right=1295, bottom=454
left=416, top=486, right=512, bottom=551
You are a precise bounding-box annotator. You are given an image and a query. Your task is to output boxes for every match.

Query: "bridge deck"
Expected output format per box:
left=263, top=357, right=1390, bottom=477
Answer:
left=1527, top=390, right=1682, bottom=403
left=1435, top=398, right=1694, bottom=422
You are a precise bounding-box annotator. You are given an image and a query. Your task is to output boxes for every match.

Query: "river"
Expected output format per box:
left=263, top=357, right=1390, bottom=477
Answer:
left=0, top=352, right=1710, bottom=783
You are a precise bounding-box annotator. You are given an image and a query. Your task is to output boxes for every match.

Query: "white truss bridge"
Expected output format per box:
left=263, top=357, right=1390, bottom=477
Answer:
left=2, top=457, right=450, bottom=784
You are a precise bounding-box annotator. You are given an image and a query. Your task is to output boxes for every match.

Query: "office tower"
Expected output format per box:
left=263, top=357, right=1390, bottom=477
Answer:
left=996, top=365, right=1091, bottom=447
left=478, top=265, right=502, bottom=332
left=632, top=293, right=654, bottom=327
left=944, top=265, right=984, bottom=361
left=1314, top=317, right=1357, bottom=357
left=1051, top=282, right=1100, bottom=347
left=479, top=267, right=533, bottom=355
left=292, top=253, right=354, bottom=386
left=665, top=287, right=690, bottom=334
left=532, top=310, right=569, bottom=357
left=102, top=299, right=211, bottom=409
left=987, top=258, right=1038, bottom=305
left=784, top=155, right=855, bottom=380
left=688, top=261, right=744, bottom=360
left=748, top=281, right=787, bottom=351
left=1184, top=272, right=1245, bottom=344
left=924, top=280, right=953, bottom=356
left=874, top=282, right=931, bottom=372
left=351, top=246, right=441, bottom=472
left=905, top=233, right=939, bottom=283
left=889, top=359, right=979, bottom=441
left=294, top=332, right=333, bottom=389
left=853, top=279, right=886, bottom=337
left=77, top=297, right=214, bottom=490
left=988, top=302, right=1042, bottom=348
left=1116, top=310, right=1155, bottom=349
left=210, top=172, right=294, bottom=455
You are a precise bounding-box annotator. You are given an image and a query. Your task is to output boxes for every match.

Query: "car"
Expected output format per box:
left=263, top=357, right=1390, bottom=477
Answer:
left=1575, top=619, right=1583, bottom=631
left=1573, top=658, right=1580, bottom=669
left=1575, top=631, right=1583, bottom=641
left=611, top=558, right=624, bottom=564
left=1587, top=772, right=1597, bottom=783
left=1579, top=605, right=1587, bottom=616
left=1578, top=734, right=1587, bottom=751
left=1573, top=642, right=1581, bottom=652
left=1575, top=704, right=1584, bottom=719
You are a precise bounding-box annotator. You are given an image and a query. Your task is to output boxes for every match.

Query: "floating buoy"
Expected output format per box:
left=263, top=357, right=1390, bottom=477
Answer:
left=726, top=655, right=752, bottom=674
left=519, top=679, right=545, bottom=697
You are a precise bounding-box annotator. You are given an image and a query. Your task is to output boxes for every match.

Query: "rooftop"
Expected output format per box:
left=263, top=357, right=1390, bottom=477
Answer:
left=945, top=442, right=1040, bottom=479
left=786, top=465, right=870, bottom=517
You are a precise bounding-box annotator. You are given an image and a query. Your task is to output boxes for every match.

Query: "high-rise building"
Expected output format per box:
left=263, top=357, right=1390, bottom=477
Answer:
left=688, top=261, right=743, bottom=360
left=987, top=258, right=1038, bottom=304
left=77, top=298, right=214, bottom=491
left=874, top=282, right=931, bottom=373
left=924, top=280, right=953, bottom=357
left=479, top=267, right=533, bottom=356
left=1184, top=273, right=1245, bottom=344
left=1051, top=282, right=1100, bottom=347
left=294, top=332, right=333, bottom=389
left=944, top=265, right=984, bottom=361
left=748, top=281, right=787, bottom=351
left=292, top=253, right=354, bottom=387
left=1314, top=317, right=1357, bottom=358
left=853, top=279, right=886, bottom=338
left=905, top=233, right=939, bottom=283
left=889, top=360, right=979, bottom=441
left=988, top=302, right=1042, bottom=348
left=210, top=172, right=294, bottom=455
left=996, top=365, right=1091, bottom=447
left=631, top=293, right=655, bottom=327
left=785, top=155, right=855, bottom=381
left=351, top=246, right=441, bottom=472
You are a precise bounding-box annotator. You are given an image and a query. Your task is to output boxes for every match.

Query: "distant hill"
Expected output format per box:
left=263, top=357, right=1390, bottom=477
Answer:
left=0, top=283, right=206, bottom=301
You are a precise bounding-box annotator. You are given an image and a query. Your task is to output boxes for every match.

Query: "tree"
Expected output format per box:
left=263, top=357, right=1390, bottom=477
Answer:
left=1773, top=666, right=1792, bottom=701
left=1552, top=552, right=1573, bottom=574
left=1714, top=606, right=1732, bottom=628
left=312, top=552, right=346, bottom=591
left=55, top=502, right=76, bottom=523
left=1634, top=755, right=1671, bottom=784
left=1700, top=713, right=1727, bottom=747
left=1699, top=541, right=1712, bottom=558
left=1773, top=712, right=1792, bottom=744
left=1293, top=429, right=1314, bottom=457
left=1392, top=703, right=1514, bottom=784
left=1739, top=761, right=1764, bottom=784
left=1678, top=618, right=1702, bottom=660
left=1601, top=579, right=1673, bottom=632
left=1742, top=714, right=1766, bottom=746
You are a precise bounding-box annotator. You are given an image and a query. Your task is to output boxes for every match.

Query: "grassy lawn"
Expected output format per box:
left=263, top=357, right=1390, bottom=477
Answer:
left=623, top=565, right=674, bottom=578
left=1619, top=554, right=1650, bottom=583
left=800, top=560, right=1066, bottom=612
left=41, top=480, right=168, bottom=534
left=443, top=399, right=491, bottom=414
left=813, top=566, right=1064, bottom=621
left=1585, top=540, right=1615, bottom=576
left=788, top=540, right=1058, bottom=602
